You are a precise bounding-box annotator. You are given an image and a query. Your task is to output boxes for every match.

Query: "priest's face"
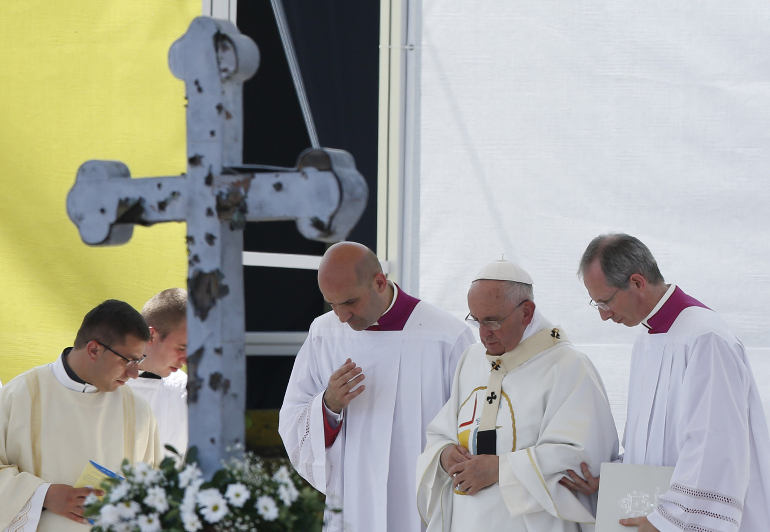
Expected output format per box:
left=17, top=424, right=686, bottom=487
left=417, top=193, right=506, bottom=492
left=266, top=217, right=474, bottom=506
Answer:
left=93, top=334, right=147, bottom=391
left=468, top=280, right=534, bottom=355
left=320, top=273, right=388, bottom=331
left=582, top=260, right=645, bottom=327
left=143, top=322, right=188, bottom=378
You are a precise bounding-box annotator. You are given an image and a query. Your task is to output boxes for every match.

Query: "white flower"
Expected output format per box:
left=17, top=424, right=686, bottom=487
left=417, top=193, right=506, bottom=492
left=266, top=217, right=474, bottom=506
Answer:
left=278, top=482, right=299, bottom=506
left=180, top=485, right=198, bottom=516
left=137, top=512, right=162, bottom=532
left=224, top=482, right=250, bottom=508
left=197, top=488, right=229, bottom=523
left=200, top=498, right=229, bottom=523
left=256, top=495, right=279, bottom=521
left=183, top=512, right=203, bottom=532
left=133, top=461, right=151, bottom=477
left=116, top=499, right=141, bottom=520
left=179, top=464, right=203, bottom=488
left=143, top=486, right=169, bottom=513
left=108, top=481, right=131, bottom=503
left=113, top=522, right=135, bottom=532
left=97, top=503, right=121, bottom=527
left=272, top=465, right=292, bottom=485
left=83, top=492, right=99, bottom=506
left=134, top=462, right=162, bottom=486
left=196, top=488, right=223, bottom=507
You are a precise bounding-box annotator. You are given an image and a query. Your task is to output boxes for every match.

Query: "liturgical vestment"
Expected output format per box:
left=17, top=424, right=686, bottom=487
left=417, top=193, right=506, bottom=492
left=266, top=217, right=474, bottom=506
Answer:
left=279, top=287, right=475, bottom=532
left=417, top=311, right=619, bottom=532
left=0, top=355, right=161, bottom=532
left=128, top=370, right=188, bottom=461
left=625, top=285, right=770, bottom=532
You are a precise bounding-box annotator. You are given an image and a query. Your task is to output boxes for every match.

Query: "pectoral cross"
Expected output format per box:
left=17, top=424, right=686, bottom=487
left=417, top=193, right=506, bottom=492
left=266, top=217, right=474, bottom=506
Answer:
left=66, top=17, right=368, bottom=475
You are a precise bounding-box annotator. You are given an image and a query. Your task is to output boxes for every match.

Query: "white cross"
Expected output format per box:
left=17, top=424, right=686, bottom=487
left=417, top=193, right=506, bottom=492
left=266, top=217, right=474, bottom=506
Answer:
left=66, top=17, right=368, bottom=475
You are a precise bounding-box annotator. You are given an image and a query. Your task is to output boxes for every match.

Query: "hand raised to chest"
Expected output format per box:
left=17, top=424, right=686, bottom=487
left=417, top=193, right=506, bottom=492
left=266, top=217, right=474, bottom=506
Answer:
left=323, top=358, right=366, bottom=414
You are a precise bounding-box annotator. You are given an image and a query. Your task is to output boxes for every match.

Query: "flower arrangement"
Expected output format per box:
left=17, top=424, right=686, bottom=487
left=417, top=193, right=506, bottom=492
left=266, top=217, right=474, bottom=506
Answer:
left=84, top=446, right=327, bottom=532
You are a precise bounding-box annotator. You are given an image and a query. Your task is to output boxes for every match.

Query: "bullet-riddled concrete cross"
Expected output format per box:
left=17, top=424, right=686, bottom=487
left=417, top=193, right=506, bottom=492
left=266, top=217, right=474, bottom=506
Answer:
left=67, top=17, right=368, bottom=475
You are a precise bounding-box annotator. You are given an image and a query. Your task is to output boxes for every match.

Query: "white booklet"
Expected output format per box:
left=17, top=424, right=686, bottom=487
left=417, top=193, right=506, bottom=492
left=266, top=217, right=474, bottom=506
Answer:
left=595, top=463, right=674, bottom=532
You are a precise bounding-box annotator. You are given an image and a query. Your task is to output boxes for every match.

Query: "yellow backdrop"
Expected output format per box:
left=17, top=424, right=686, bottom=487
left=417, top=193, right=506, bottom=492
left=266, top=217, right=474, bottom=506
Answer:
left=0, top=1, right=199, bottom=384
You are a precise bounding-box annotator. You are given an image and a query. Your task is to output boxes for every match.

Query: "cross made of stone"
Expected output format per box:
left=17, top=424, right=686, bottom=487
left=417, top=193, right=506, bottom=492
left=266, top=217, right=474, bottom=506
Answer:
left=66, top=17, right=368, bottom=476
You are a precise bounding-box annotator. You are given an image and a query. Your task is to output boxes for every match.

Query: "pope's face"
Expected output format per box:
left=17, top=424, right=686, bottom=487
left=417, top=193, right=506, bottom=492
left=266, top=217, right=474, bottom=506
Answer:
left=467, top=280, right=532, bottom=355
left=144, top=323, right=188, bottom=377
left=582, top=260, right=645, bottom=327
left=320, top=277, right=383, bottom=331
left=91, top=335, right=147, bottom=392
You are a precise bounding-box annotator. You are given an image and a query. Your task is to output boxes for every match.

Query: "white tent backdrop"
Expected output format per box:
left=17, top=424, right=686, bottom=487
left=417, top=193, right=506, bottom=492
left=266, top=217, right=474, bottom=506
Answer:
left=411, top=1, right=770, bottom=440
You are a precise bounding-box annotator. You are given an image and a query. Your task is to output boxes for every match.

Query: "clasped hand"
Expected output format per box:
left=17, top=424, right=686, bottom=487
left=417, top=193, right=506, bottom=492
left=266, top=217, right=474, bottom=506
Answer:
left=440, top=445, right=499, bottom=495
left=323, top=358, right=365, bottom=414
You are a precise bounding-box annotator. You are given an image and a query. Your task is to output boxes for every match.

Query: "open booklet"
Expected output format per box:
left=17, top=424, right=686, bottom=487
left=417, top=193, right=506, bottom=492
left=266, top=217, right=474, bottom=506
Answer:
left=595, top=463, right=674, bottom=532
left=73, top=461, right=124, bottom=526
left=74, top=460, right=124, bottom=491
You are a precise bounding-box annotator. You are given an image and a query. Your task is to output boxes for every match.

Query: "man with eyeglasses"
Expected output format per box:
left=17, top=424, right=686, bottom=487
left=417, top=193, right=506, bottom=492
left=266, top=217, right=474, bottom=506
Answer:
left=562, top=233, right=770, bottom=532
left=0, top=299, right=161, bottom=532
left=279, top=242, right=475, bottom=532
left=417, top=259, right=618, bottom=532
left=128, top=288, right=188, bottom=462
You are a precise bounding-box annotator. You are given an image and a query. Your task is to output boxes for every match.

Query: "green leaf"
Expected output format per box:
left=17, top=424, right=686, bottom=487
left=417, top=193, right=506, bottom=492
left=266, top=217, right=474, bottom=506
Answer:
left=186, top=446, right=200, bottom=465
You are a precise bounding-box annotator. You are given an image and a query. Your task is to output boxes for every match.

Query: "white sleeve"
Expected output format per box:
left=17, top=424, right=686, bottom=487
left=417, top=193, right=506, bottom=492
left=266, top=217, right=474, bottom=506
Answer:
left=501, top=352, right=619, bottom=523
left=416, top=346, right=472, bottom=529
left=2, top=483, right=49, bottom=532
left=647, top=333, right=750, bottom=532
left=278, top=328, right=342, bottom=495
left=323, top=400, right=344, bottom=429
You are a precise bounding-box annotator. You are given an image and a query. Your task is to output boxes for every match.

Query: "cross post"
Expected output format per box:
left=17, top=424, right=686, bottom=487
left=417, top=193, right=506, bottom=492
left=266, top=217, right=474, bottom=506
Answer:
left=66, top=17, right=368, bottom=475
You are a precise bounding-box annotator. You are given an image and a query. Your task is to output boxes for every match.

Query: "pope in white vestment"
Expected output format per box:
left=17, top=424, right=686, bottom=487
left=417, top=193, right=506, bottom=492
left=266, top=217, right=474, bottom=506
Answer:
left=279, top=282, right=475, bottom=532
left=417, top=310, right=619, bottom=532
left=623, top=284, right=770, bottom=531
left=0, top=352, right=161, bottom=532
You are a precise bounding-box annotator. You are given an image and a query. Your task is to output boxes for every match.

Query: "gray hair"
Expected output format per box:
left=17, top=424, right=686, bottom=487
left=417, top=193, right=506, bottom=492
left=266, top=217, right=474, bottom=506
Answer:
left=501, top=281, right=534, bottom=305
left=578, top=233, right=664, bottom=288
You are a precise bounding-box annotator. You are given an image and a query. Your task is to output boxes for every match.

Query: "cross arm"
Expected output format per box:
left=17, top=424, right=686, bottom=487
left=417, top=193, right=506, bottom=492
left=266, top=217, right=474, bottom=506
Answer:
left=66, top=160, right=187, bottom=245
left=228, top=148, right=368, bottom=242
left=67, top=148, right=368, bottom=247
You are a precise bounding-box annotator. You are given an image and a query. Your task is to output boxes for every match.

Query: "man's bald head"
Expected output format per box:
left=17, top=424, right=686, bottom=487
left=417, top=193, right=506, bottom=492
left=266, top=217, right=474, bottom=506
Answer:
left=318, top=242, right=391, bottom=331
left=318, top=242, right=383, bottom=290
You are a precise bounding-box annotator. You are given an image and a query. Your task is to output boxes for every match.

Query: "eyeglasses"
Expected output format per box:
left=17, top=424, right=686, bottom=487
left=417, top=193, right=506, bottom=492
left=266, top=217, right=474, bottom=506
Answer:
left=589, top=287, right=621, bottom=311
left=95, top=340, right=146, bottom=368
left=466, top=299, right=529, bottom=330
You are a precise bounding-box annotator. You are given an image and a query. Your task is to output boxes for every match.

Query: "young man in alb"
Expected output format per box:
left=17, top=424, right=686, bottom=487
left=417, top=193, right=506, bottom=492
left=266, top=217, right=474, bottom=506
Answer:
left=128, top=288, right=188, bottom=460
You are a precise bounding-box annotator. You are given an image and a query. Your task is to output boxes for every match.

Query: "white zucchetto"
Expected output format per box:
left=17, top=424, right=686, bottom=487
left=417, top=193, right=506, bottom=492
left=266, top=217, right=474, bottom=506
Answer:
left=473, top=259, right=533, bottom=285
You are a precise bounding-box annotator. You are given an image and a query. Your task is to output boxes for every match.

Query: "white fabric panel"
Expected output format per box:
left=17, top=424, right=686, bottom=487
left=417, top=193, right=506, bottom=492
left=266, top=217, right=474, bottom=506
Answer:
left=416, top=1, right=770, bottom=432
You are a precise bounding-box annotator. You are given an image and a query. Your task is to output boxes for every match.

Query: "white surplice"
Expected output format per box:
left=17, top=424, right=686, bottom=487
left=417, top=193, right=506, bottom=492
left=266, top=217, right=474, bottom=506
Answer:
left=417, top=311, right=619, bottom=532
left=625, top=292, right=770, bottom=531
left=278, top=301, right=475, bottom=532
left=0, top=354, right=161, bottom=532
left=128, top=370, right=188, bottom=461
